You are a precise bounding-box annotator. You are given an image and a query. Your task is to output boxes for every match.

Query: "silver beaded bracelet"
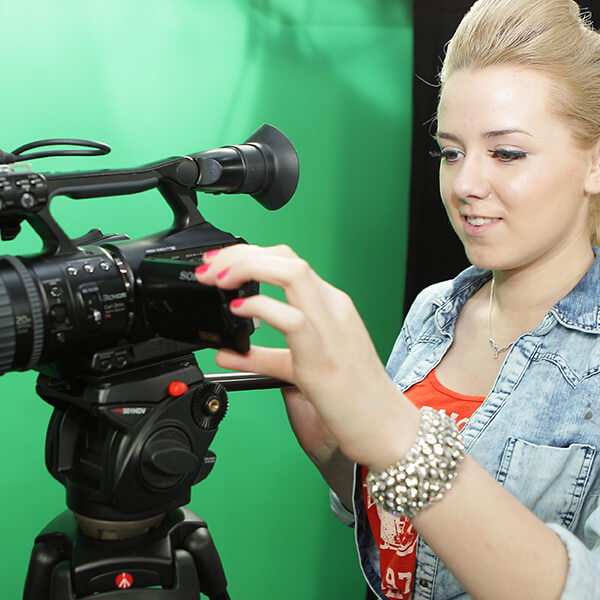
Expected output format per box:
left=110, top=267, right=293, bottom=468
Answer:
left=366, top=407, right=465, bottom=519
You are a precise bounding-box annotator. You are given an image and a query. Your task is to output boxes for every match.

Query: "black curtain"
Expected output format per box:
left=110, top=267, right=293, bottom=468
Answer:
left=366, top=2, right=600, bottom=598
left=402, top=1, right=473, bottom=316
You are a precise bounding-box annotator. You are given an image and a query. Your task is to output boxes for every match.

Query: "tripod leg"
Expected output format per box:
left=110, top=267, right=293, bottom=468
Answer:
left=43, top=552, right=200, bottom=600
left=183, top=526, right=231, bottom=600
left=23, top=541, right=64, bottom=600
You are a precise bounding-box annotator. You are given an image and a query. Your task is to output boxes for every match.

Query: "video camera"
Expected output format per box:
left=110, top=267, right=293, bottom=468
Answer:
left=0, top=123, right=298, bottom=380
left=10, top=125, right=299, bottom=599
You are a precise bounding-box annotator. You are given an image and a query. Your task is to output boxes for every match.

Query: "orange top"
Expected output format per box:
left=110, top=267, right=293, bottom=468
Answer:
left=361, top=369, right=485, bottom=599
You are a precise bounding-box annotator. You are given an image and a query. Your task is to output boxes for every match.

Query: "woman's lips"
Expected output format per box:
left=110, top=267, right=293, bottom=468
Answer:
left=462, top=214, right=501, bottom=234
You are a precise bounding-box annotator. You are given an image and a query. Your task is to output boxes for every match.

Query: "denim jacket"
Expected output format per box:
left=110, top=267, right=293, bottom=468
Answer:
left=335, top=249, right=600, bottom=599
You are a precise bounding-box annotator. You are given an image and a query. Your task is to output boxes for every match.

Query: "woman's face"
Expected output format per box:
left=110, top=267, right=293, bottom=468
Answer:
left=436, top=66, right=600, bottom=274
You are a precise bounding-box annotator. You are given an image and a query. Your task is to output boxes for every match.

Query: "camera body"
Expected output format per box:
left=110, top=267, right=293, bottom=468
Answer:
left=0, top=124, right=298, bottom=380
left=3, top=222, right=257, bottom=380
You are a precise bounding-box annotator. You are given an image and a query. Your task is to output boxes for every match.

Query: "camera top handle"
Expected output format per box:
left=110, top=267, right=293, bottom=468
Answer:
left=0, top=124, right=298, bottom=255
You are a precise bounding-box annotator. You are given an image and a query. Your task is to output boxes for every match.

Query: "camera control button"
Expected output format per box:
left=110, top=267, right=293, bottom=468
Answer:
left=20, top=192, right=35, bottom=208
left=50, top=304, right=68, bottom=324
left=83, top=264, right=95, bottom=274
left=99, top=261, right=111, bottom=271
left=97, top=356, right=112, bottom=371
left=168, top=381, right=188, bottom=397
left=67, top=266, right=78, bottom=276
left=114, top=353, right=128, bottom=368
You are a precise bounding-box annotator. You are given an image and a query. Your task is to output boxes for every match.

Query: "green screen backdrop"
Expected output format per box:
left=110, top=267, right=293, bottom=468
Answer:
left=0, top=1, right=413, bottom=597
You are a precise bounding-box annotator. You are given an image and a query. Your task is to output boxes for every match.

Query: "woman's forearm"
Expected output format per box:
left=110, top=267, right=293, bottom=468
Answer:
left=410, top=454, right=568, bottom=599
left=306, top=445, right=355, bottom=511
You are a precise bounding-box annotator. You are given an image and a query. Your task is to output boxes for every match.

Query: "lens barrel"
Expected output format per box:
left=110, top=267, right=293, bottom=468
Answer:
left=0, top=249, right=134, bottom=374
left=0, top=256, right=45, bottom=373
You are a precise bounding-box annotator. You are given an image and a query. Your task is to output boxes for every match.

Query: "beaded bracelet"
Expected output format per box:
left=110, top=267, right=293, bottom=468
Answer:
left=366, top=407, right=465, bottom=519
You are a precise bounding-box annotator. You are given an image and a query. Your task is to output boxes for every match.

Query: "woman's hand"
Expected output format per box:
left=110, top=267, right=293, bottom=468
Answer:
left=195, top=244, right=419, bottom=469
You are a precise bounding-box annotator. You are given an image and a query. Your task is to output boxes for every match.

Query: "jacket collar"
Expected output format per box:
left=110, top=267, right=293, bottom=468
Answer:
left=552, top=246, right=600, bottom=333
left=428, top=246, right=600, bottom=335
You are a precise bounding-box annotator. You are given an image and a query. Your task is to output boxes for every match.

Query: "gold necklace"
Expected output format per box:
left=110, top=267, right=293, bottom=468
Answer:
left=488, top=278, right=514, bottom=359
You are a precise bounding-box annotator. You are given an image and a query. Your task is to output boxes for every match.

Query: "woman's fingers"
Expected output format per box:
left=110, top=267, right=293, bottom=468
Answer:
left=229, top=293, right=306, bottom=336
left=196, top=244, right=326, bottom=311
left=196, top=244, right=358, bottom=352
left=197, top=243, right=411, bottom=466
left=198, top=244, right=375, bottom=373
left=215, top=346, right=296, bottom=384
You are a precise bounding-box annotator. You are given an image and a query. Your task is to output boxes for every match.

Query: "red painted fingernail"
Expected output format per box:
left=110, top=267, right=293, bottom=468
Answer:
left=204, top=249, right=221, bottom=259
left=217, top=268, right=230, bottom=279
left=230, top=297, right=245, bottom=308
left=195, top=264, right=209, bottom=275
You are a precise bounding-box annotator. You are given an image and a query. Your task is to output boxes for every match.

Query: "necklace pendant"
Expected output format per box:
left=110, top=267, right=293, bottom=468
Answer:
left=489, top=336, right=512, bottom=359
left=489, top=337, right=500, bottom=359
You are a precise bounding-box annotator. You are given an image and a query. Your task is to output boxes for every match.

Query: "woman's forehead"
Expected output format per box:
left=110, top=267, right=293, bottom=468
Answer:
left=437, top=67, right=561, bottom=139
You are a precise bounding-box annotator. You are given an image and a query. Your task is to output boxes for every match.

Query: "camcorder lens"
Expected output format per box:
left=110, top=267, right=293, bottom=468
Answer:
left=0, top=249, right=134, bottom=375
left=0, top=256, right=44, bottom=373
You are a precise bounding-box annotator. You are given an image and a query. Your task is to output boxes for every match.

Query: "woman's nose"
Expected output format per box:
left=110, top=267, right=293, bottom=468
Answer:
left=451, top=155, right=490, bottom=201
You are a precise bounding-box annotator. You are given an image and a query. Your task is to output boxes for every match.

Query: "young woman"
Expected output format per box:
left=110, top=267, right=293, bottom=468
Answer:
left=195, top=0, right=600, bottom=597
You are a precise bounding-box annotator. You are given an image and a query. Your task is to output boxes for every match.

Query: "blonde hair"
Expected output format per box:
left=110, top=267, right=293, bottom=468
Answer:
left=440, top=0, right=600, bottom=244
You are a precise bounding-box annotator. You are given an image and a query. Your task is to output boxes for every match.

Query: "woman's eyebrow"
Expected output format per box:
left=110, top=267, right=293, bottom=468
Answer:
left=483, top=128, right=533, bottom=138
left=435, top=128, right=533, bottom=141
left=436, top=131, right=459, bottom=141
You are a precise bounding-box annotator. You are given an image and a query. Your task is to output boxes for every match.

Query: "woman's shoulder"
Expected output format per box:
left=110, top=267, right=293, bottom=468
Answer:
left=387, top=266, right=487, bottom=376
left=405, top=265, right=489, bottom=326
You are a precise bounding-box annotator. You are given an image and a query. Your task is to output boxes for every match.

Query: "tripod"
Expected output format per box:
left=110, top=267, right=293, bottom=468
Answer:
left=22, top=349, right=281, bottom=599
left=24, top=507, right=229, bottom=599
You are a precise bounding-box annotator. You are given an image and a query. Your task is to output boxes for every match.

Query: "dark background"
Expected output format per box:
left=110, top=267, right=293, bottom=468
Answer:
left=404, top=0, right=474, bottom=314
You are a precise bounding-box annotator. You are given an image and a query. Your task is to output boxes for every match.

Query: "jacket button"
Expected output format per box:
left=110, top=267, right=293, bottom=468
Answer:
left=418, top=579, right=429, bottom=588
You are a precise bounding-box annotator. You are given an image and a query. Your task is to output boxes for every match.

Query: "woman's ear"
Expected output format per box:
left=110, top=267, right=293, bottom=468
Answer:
left=585, top=140, right=600, bottom=195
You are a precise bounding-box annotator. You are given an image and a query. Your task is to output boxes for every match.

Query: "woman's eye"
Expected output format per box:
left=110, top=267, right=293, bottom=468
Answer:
left=489, top=149, right=527, bottom=162
left=429, top=148, right=462, bottom=163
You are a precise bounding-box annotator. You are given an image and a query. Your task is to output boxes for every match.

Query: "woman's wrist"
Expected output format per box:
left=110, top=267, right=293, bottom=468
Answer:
left=366, top=407, right=465, bottom=519
left=336, top=381, right=421, bottom=471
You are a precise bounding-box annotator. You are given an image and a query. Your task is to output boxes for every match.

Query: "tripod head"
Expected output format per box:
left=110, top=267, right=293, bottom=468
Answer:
left=40, top=345, right=227, bottom=526
left=26, top=343, right=286, bottom=598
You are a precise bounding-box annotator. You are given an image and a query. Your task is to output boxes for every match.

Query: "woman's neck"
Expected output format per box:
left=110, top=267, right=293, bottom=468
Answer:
left=489, top=242, right=594, bottom=331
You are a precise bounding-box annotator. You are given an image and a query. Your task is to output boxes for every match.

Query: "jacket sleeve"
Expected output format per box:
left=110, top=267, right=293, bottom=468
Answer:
left=549, top=500, right=600, bottom=599
left=330, top=489, right=356, bottom=527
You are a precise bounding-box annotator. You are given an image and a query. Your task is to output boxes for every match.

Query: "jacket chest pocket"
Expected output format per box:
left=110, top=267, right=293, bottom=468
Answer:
left=496, top=438, right=596, bottom=529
